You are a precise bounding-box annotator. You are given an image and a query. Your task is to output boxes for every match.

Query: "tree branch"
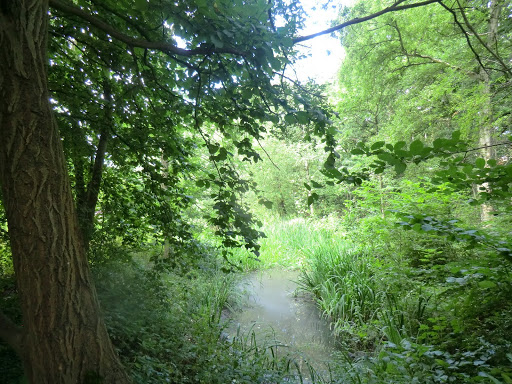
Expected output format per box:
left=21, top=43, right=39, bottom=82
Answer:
left=438, top=1, right=487, bottom=75
left=454, top=0, right=512, bottom=77
left=0, top=311, right=23, bottom=356
left=449, top=141, right=512, bottom=157
left=293, top=0, right=441, bottom=43
left=408, top=52, right=478, bottom=77
left=79, top=78, right=111, bottom=247
left=49, top=0, right=245, bottom=56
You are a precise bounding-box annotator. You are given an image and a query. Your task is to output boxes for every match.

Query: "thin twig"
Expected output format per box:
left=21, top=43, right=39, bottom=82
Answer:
left=256, top=138, right=281, bottom=170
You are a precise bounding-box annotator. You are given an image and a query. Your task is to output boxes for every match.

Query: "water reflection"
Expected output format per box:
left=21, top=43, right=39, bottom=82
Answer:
left=226, top=269, right=336, bottom=377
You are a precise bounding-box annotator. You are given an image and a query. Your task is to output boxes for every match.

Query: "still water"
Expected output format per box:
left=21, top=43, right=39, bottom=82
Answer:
left=225, top=269, right=337, bottom=377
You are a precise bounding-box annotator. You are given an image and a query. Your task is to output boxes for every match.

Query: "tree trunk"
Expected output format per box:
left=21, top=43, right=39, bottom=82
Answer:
left=476, top=0, right=501, bottom=222
left=77, top=79, right=112, bottom=248
left=378, top=174, right=385, bottom=219
left=0, top=1, right=130, bottom=383
left=305, top=159, right=315, bottom=216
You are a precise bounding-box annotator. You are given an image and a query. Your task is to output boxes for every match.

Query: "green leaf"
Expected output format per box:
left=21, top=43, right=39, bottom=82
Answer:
left=258, top=199, right=273, bottom=209
left=351, top=148, right=365, bottom=155
left=394, top=141, right=407, bottom=151
left=311, top=180, right=323, bottom=188
left=371, top=141, right=385, bottom=150
left=210, top=34, right=224, bottom=48
left=134, top=0, right=149, bottom=11
left=478, top=280, right=497, bottom=289
left=409, top=139, right=424, bottom=155
left=421, top=223, right=434, bottom=231
left=394, top=162, right=407, bottom=174
left=378, top=152, right=398, bottom=165
left=433, top=138, right=445, bottom=149
left=304, top=182, right=311, bottom=191
left=266, top=114, right=279, bottom=124
left=452, top=130, right=461, bottom=140
left=324, top=159, right=336, bottom=172
left=295, top=111, right=309, bottom=124
left=215, top=147, right=228, bottom=161
left=208, top=144, right=220, bottom=155
left=284, top=113, right=295, bottom=124
left=475, top=158, right=486, bottom=169
left=463, top=164, right=473, bottom=174
left=307, top=192, right=319, bottom=206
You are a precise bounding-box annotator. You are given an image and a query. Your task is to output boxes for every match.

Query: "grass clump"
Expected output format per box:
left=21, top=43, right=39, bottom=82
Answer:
left=230, top=216, right=345, bottom=271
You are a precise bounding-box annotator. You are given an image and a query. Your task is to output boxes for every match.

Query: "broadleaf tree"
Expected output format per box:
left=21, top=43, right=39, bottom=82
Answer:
left=0, top=0, right=486, bottom=382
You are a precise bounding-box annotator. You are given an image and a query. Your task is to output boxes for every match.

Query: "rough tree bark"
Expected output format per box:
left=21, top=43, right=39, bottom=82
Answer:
left=0, top=1, right=130, bottom=382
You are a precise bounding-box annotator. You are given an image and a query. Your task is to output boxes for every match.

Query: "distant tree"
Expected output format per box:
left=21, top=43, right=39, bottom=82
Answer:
left=334, top=0, right=511, bottom=220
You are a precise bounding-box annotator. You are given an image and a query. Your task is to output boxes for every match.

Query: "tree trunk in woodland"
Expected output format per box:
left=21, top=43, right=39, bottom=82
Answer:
left=476, top=0, right=501, bottom=222
left=76, top=79, right=112, bottom=248
left=305, top=159, right=315, bottom=216
left=378, top=175, right=385, bottom=219
left=0, top=1, right=130, bottom=383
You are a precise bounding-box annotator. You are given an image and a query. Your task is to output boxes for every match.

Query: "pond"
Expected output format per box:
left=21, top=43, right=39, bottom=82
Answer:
left=224, top=269, right=338, bottom=380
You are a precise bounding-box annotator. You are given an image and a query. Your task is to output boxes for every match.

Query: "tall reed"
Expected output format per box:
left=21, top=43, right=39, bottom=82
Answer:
left=231, top=217, right=343, bottom=270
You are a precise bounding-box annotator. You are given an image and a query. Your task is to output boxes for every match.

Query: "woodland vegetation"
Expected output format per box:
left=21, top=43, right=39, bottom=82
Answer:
left=0, top=0, right=511, bottom=383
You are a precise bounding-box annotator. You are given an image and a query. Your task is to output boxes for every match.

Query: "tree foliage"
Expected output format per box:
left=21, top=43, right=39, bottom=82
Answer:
left=1, top=0, right=512, bottom=382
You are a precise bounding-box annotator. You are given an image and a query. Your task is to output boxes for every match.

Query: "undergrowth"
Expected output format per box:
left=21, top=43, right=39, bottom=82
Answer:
left=93, top=248, right=317, bottom=384
left=285, top=215, right=512, bottom=383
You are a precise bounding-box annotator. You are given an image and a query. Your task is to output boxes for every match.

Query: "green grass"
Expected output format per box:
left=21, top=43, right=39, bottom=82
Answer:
left=230, top=217, right=346, bottom=270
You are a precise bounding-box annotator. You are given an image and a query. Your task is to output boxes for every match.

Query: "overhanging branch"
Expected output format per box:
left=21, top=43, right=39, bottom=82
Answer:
left=50, top=0, right=443, bottom=56
left=48, top=0, right=245, bottom=56
left=293, top=0, right=441, bottom=43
